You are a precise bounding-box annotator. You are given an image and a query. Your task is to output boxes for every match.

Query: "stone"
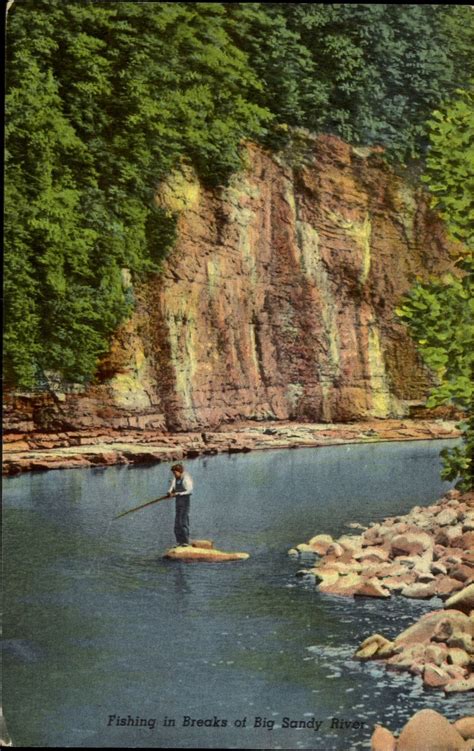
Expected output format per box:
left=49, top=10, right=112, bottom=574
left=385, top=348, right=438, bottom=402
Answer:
left=460, top=532, right=474, bottom=551
left=424, top=643, right=448, bottom=666
left=355, top=579, right=391, bottom=599
left=423, top=664, right=450, bottom=688
left=355, top=634, right=394, bottom=660
left=390, top=532, right=433, bottom=557
left=307, top=534, right=333, bottom=555
left=397, top=709, right=466, bottom=751
left=163, top=546, right=249, bottom=562
left=395, top=610, right=470, bottom=648
left=400, top=581, right=437, bottom=599
left=354, top=546, right=389, bottom=562
left=445, top=584, right=474, bottom=614
left=436, top=525, right=464, bottom=547
left=371, top=725, right=396, bottom=751
left=447, top=648, right=470, bottom=668
left=436, top=576, right=465, bottom=598
left=437, top=508, right=459, bottom=526
left=451, top=565, right=474, bottom=584
left=454, top=718, right=474, bottom=741
left=445, top=675, right=474, bottom=693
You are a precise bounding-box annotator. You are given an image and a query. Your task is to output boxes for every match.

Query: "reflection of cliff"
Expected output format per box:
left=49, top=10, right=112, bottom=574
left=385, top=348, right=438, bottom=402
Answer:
left=4, top=135, right=461, bottom=433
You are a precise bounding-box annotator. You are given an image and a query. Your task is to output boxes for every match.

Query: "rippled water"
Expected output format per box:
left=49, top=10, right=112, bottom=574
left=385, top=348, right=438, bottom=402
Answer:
left=3, top=439, right=471, bottom=749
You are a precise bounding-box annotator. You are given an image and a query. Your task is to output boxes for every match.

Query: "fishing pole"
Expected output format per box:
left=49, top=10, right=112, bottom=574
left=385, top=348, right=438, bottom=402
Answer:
left=114, top=493, right=175, bottom=520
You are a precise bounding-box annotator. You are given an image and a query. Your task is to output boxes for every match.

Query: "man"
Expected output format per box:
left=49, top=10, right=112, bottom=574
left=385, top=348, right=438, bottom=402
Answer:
left=167, top=463, right=194, bottom=547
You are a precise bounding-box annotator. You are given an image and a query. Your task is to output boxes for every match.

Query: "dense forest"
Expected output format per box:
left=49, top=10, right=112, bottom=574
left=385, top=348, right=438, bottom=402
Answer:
left=5, top=2, right=473, bottom=486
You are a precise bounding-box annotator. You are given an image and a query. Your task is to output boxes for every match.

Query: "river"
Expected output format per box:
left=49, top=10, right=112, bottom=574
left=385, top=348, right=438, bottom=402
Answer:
left=3, top=439, right=471, bottom=749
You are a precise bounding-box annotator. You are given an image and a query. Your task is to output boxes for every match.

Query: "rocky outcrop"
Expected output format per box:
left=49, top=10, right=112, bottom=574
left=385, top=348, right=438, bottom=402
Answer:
left=2, top=418, right=460, bottom=475
left=3, top=134, right=462, bottom=435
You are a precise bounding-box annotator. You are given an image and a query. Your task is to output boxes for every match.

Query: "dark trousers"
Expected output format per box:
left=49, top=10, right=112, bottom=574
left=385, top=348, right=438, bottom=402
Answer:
left=174, top=495, right=190, bottom=544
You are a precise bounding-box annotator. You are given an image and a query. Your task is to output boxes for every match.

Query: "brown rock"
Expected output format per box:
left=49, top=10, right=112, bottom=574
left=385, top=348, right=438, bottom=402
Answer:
left=371, top=725, right=396, bottom=751
left=395, top=610, right=470, bottom=647
left=307, top=534, right=333, bottom=555
left=390, top=532, right=433, bottom=557
left=355, top=579, right=391, bottom=598
left=401, top=581, right=437, bottom=599
left=424, top=643, right=448, bottom=666
left=460, top=532, right=474, bottom=551
left=423, top=664, right=450, bottom=688
left=445, top=584, right=474, bottom=614
left=445, top=675, right=474, bottom=693
left=454, top=718, right=474, bottom=741
left=447, top=648, right=470, bottom=668
left=437, top=508, right=460, bottom=526
left=163, top=546, right=249, bottom=562
left=355, top=634, right=395, bottom=661
left=436, top=576, right=466, bottom=598
left=397, top=709, right=467, bottom=750
left=436, top=525, right=464, bottom=547
left=451, top=565, right=474, bottom=584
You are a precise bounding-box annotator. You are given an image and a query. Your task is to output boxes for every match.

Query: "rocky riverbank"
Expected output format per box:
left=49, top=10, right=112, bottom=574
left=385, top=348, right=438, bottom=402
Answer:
left=2, top=418, right=460, bottom=475
left=290, top=489, right=474, bottom=694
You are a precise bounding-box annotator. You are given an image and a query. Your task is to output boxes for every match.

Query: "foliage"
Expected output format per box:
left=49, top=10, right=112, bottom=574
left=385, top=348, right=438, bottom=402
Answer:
left=266, top=4, right=474, bottom=160
left=396, top=86, right=474, bottom=489
left=5, top=2, right=474, bottom=389
left=5, top=0, right=271, bottom=388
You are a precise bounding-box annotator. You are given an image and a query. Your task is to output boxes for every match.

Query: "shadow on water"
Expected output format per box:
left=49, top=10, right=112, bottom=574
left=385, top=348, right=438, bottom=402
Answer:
left=3, top=439, right=469, bottom=749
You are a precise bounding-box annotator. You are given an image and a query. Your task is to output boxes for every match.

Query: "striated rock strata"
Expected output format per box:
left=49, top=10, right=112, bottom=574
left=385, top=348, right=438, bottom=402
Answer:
left=3, top=134, right=462, bottom=434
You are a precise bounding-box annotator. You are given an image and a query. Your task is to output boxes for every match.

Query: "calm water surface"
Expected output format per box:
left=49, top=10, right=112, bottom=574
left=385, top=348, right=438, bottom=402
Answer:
left=3, top=440, right=471, bottom=749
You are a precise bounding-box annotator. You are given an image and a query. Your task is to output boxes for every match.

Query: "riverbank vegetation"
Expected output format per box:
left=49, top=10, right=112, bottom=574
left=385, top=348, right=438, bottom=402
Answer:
left=5, top=3, right=473, bottom=487
left=396, top=86, right=474, bottom=489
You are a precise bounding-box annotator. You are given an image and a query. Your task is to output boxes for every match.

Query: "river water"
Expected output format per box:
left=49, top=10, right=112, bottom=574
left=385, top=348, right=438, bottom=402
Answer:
left=3, top=439, right=471, bottom=749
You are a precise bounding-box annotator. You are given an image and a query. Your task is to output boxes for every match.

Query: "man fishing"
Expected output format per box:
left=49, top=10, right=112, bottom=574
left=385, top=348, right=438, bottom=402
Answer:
left=167, top=463, right=194, bottom=547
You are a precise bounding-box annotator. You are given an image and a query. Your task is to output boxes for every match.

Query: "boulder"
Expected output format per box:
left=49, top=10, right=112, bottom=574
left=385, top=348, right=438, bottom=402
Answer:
left=354, top=546, right=390, bottom=562
left=164, top=545, right=249, bottom=562
left=395, top=610, right=470, bottom=647
left=371, top=725, right=396, bottom=751
left=451, top=565, right=474, bottom=584
left=447, top=648, right=470, bottom=668
left=435, top=525, right=464, bottom=547
left=436, top=576, right=465, bottom=598
left=460, top=531, right=474, bottom=551
left=445, top=584, right=474, bottom=614
left=423, top=663, right=450, bottom=688
left=397, top=709, right=467, bottom=750
left=355, top=579, right=391, bottom=598
left=355, top=634, right=394, bottom=660
left=390, top=531, right=433, bottom=557
left=454, top=718, right=474, bottom=741
left=436, top=508, right=459, bottom=526
left=445, top=674, right=474, bottom=693
left=307, top=534, right=333, bottom=555
left=400, top=581, right=437, bottom=599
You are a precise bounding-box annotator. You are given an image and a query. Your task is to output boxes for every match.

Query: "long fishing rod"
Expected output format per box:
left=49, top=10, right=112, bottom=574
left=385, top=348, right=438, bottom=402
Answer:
left=114, top=493, right=175, bottom=520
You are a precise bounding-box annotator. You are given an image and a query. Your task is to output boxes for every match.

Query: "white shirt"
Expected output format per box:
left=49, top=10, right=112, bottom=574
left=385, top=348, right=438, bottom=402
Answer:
left=168, top=471, right=193, bottom=496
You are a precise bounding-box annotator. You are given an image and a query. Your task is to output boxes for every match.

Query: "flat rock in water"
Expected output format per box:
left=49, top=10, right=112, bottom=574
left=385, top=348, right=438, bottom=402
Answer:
left=164, top=542, right=249, bottom=562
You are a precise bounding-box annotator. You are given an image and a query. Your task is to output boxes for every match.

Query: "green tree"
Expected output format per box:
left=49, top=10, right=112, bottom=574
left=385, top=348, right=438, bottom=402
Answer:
left=5, top=1, right=271, bottom=388
left=396, top=86, right=474, bottom=489
left=260, top=4, right=474, bottom=159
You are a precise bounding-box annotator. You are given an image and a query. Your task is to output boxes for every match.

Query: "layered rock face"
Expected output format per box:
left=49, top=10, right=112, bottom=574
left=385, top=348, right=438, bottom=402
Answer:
left=4, top=135, right=460, bottom=433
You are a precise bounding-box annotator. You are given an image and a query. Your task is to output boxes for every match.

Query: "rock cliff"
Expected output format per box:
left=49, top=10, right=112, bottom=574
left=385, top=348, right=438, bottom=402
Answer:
left=4, top=134, right=460, bottom=434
